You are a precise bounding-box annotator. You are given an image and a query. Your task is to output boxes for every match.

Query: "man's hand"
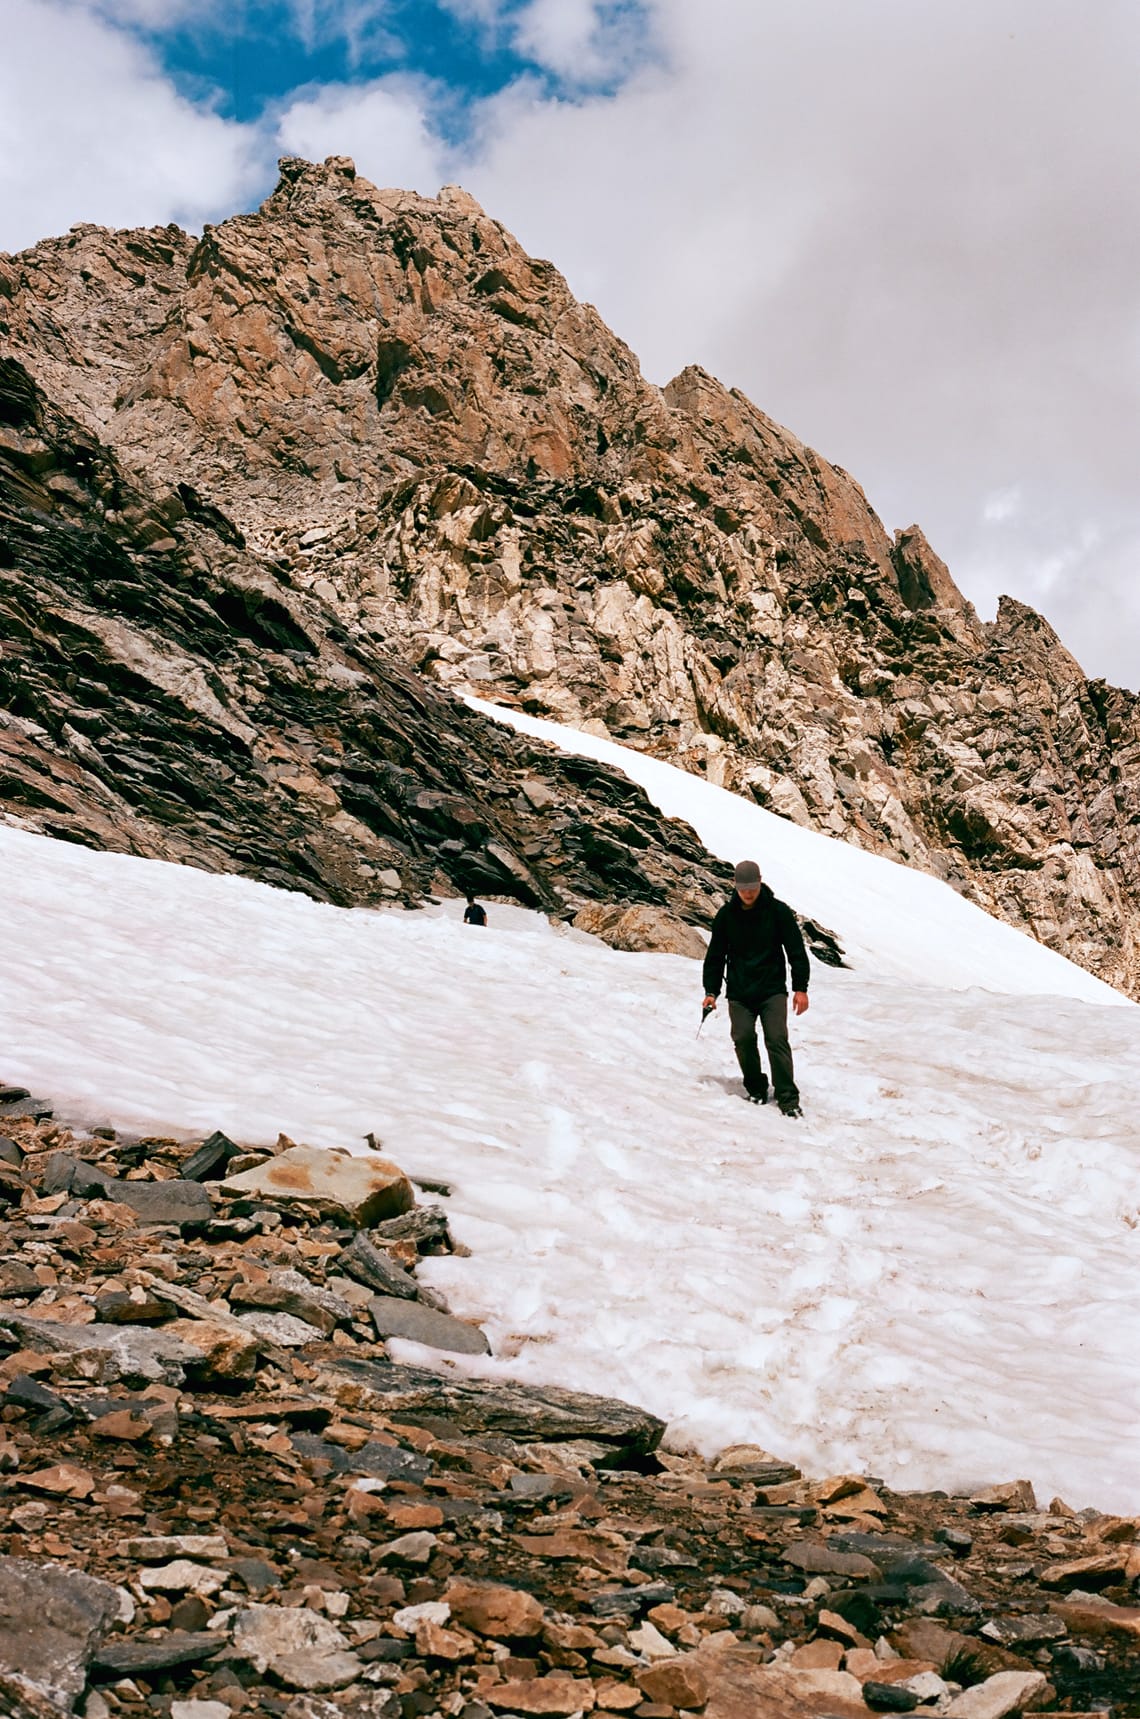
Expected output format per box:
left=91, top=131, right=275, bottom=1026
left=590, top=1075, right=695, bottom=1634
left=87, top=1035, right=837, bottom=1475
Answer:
left=702, top=995, right=717, bottom=1011
left=792, top=991, right=809, bottom=1016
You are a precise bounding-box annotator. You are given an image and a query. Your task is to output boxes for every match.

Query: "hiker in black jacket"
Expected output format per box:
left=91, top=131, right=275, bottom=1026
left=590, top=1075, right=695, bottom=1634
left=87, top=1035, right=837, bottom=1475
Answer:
left=702, top=860, right=810, bottom=1117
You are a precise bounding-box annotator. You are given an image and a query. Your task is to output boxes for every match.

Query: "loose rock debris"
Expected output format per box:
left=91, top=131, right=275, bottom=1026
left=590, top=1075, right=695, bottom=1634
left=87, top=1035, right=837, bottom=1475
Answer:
left=0, top=1090, right=1137, bottom=1718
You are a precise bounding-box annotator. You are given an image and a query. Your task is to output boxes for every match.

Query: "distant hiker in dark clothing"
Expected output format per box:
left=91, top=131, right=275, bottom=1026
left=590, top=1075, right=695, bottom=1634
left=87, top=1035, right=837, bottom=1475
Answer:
left=463, top=893, right=487, bottom=926
left=702, top=860, right=810, bottom=1117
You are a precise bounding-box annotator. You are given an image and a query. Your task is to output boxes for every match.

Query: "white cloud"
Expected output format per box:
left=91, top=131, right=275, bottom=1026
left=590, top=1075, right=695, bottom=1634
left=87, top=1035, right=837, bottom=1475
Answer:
left=82, top=0, right=220, bottom=23
left=83, top=0, right=395, bottom=50
left=451, top=0, right=1140, bottom=689
left=983, top=488, right=1023, bottom=525
left=274, top=75, right=447, bottom=194
left=283, top=0, right=399, bottom=61
left=0, top=0, right=263, bottom=252
left=512, top=0, right=643, bottom=83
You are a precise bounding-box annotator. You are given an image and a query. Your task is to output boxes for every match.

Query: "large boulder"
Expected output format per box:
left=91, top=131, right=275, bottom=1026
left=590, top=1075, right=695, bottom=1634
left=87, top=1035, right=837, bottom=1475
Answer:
left=322, top=1354, right=665, bottom=1459
left=42, top=1154, right=213, bottom=1227
left=368, top=1296, right=490, bottom=1355
left=572, top=903, right=708, bottom=959
left=220, top=1145, right=414, bottom=1227
left=229, top=1604, right=363, bottom=1691
left=0, top=1556, right=122, bottom=1710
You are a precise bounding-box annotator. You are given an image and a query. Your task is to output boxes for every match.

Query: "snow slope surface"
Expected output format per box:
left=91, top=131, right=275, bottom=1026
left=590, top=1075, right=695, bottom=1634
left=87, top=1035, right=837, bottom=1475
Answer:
left=2, top=721, right=1138, bottom=1511
left=466, top=696, right=1124, bottom=1004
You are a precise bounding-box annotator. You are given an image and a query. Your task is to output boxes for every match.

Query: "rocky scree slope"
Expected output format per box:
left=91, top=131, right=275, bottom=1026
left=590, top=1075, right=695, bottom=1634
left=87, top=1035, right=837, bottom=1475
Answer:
left=0, top=354, right=749, bottom=939
left=0, top=1083, right=1138, bottom=1719
left=2, top=156, right=1138, bottom=992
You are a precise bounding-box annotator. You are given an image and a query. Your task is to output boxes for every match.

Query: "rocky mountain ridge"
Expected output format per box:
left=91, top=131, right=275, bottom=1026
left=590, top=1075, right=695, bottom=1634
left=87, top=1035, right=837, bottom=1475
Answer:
left=2, top=156, right=1138, bottom=991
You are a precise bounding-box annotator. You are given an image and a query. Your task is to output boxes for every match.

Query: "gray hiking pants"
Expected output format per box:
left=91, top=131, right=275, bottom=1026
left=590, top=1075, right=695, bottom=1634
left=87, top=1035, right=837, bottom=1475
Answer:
left=728, top=994, right=798, bottom=1103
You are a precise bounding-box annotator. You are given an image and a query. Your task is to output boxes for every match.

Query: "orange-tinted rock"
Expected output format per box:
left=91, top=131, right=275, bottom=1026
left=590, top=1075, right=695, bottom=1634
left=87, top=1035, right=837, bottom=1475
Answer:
left=1051, top=1599, right=1140, bottom=1641
left=221, top=1146, right=413, bottom=1226
left=791, top=1640, right=844, bottom=1671
left=415, top=1620, right=477, bottom=1661
left=445, top=1578, right=545, bottom=1640
left=484, top=1675, right=596, bottom=1714
left=512, top=1529, right=628, bottom=1575
left=636, top=1653, right=710, bottom=1708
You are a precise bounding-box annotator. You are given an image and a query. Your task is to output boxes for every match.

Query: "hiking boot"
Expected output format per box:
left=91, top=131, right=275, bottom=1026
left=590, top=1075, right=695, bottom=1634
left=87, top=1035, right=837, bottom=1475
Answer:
left=745, top=1076, right=769, bottom=1105
left=777, top=1096, right=802, bottom=1118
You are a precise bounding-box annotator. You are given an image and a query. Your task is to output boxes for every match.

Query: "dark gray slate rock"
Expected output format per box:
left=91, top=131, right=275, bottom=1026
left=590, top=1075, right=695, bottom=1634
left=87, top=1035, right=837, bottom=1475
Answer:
left=830, top=1534, right=942, bottom=1561
left=369, top=1295, right=490, bottom=1355
left=370, top=1206, right=453, bottom=1252
left=863, top=1681, right=920, bottom=1711
left=41, top=1153, right=108, bottom=1197
left=630, top=1545, right=700, bottom=1573
left=181, top=1129, right=241, bottom=1180
left=980, top=1613, right=1068, bottom=1647
left=289, top=1432, right=432, bottom=1483
left=94, top=1288, right=172, bottom=1325
left=1053, top=1642, right=1105, bottom=1672
left=41, top=1153, right=213, bottom=1227
left=3, top=1374, right=73, bottom=1426
left=0, top=1094, right=51, bottom=1121
left=359, top=1636, right=416, bottom=1663
left=339, top=1232, right=419, bottom=1300
left=321, top=1356, right=666, bottom=1458
left=874, top=1555, right=981, bottom=1616
left=589, top=1583, right=675, bottom=1618
left=0, top=1555, right=121, bottom=1709
left=229, top=1558, right=282, bottom=1594
left=908, top=1575, right=981, bottom=1616
left=91, top=1629, right=224, bottom=1676
left=0, top=1137, right=22, bottom=1167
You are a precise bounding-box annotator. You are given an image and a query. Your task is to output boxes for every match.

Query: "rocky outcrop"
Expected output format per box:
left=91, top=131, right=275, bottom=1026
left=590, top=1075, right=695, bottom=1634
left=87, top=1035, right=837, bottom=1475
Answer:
left=0, top=354, right=742, bottom=935
left=2, top=157, right=1138, bottom=990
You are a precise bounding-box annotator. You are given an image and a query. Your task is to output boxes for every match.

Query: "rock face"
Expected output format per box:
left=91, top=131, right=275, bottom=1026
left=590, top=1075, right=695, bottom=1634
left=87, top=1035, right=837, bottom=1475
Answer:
left=0, top=1554, right=121, bottom=1709
left=3, top=156, right=1139, bottom=989
left=0, top=355, right=739, bottom=939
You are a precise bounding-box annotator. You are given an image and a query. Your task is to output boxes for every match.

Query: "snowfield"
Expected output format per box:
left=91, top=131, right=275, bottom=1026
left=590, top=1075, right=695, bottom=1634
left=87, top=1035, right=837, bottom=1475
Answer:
left=2, top=708, right=1138, bottom=1512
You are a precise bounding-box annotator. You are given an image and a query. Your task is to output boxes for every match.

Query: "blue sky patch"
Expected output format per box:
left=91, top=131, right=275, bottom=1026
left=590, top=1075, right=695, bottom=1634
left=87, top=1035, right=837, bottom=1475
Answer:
left=124, top=1, right=654, bottom=130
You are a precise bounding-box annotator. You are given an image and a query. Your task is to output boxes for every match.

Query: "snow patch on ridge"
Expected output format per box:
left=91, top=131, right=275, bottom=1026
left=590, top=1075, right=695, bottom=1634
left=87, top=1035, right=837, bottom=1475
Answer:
left=465, top=694, right=1126, bottom=1004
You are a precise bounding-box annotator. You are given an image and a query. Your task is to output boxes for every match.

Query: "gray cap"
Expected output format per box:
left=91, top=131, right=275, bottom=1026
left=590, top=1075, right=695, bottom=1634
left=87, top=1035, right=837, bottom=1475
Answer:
left=734, top=859, right=762, bottom=888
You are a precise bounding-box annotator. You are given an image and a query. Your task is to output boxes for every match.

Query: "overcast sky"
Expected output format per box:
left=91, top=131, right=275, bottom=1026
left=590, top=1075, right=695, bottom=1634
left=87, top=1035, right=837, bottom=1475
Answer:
left=5, top=1, right=1139, bottom=692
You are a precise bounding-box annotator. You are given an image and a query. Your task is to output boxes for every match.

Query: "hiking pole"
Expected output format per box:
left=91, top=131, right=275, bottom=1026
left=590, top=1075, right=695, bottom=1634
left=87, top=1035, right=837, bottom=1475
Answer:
left=697, top=999, right=716, bottom=1038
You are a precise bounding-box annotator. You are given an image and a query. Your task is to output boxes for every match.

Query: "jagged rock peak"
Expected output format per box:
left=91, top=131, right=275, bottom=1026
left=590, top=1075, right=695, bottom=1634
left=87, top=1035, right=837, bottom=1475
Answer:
left=263, top=153, right=490, bottom=224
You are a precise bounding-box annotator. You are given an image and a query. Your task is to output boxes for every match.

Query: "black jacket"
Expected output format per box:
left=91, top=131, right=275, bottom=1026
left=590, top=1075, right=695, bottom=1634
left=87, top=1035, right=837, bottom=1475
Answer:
left=702, top=886, right=810, bottom=1005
